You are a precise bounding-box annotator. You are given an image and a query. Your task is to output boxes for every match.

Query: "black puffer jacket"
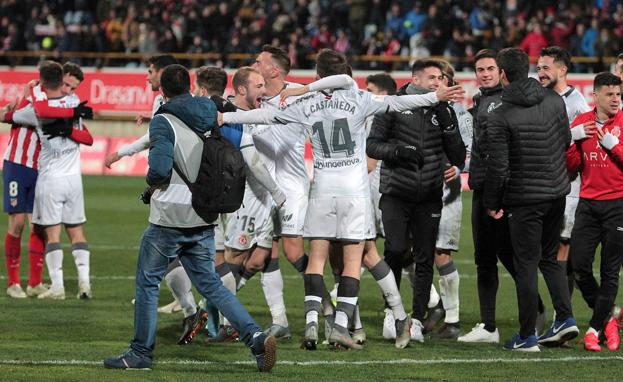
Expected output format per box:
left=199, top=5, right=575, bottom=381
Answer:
left=366, top=83, right=466, bottom=203
left=483, top=77, right=571, bottom=209
left=468, top=84, right=503, bottom=190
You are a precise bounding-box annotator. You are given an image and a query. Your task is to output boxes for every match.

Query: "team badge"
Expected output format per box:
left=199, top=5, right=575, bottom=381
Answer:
left=10, top=198, right=17, bottom=207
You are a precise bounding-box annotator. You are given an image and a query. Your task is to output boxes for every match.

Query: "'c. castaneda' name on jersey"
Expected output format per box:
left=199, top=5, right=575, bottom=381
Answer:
left=302, top=97, right=357, bottom=119
left=314, top=156, right=361, bottom=169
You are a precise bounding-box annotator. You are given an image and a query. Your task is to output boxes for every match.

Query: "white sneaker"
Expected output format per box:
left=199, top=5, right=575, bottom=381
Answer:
left=77, top=283, right=92, bottom=299
left=37, top=287, right=65, bottom=300
left=410, top=318, right=424, bottom=343
left=158, top=299, right=182, bottom=314
left=26, top=283, right=48, bottom=297
left=382, top=309, right=396, bottom=339
left=7, top=284, right=27, bottom=298
left=457, top=323, right=500, bottom=343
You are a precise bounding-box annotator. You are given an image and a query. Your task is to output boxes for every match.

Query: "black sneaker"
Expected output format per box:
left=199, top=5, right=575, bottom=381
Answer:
left=436, top=322, right=461, bottom=339
left=178, top=307, right=209, bottom=345
left=251, top=332, right=277, bottom=372
left=422, top=302, right=445, bottom=333
left=206, top=325, right=240, bottom=343
left=104, top=349, right=152, bottom=370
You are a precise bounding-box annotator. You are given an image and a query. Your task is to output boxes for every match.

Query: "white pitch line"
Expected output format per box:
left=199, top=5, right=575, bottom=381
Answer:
left=0, top=273, right=516, bottom=281
left=0, top=356, right=622, bottom=367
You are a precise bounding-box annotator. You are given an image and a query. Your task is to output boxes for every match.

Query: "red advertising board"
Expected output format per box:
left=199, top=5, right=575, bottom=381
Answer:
left=0, top=67, right=598, bottom=115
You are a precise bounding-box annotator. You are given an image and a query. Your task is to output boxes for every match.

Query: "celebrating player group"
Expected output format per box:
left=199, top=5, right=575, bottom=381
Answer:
left=4, top=42, right=623, bottom=372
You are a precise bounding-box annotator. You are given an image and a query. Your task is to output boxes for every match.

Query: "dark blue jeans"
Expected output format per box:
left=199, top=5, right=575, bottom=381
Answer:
left=130, top=224, right=261, bottom=358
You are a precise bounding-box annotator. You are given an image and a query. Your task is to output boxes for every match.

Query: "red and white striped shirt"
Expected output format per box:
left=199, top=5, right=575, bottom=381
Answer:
left=3, top=97, right=40, bottom=169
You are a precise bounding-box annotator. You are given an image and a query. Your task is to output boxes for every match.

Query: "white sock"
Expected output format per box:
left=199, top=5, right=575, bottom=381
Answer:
left=587, top=327, right=599, bottom=335
left=335, top=310, right=349, bottom=328
left=261, top=269, right=288, bottom=327
left=353, top=304, right=363, bottom=330
left=45, top=248, right=64, bottom=290
left=71, top=244, right=90, bottom=286
left=221, top=271, right=236, bottom=294
left=219, top=272, right=236, bottom=326
left=306, top=310, right=318, bottom=325
left=165, top=266, right=196, bottom=318
left=428, top=283, right=440, bottom=309
left=439, top=270, right=460, bottom=323
left=376, top=271, right=407, bottom=321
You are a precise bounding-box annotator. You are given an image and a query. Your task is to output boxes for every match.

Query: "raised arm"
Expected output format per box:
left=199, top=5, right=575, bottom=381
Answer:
left=279, top=74, right=358, bottom=102
left=222, top=109, right=276, bottom=125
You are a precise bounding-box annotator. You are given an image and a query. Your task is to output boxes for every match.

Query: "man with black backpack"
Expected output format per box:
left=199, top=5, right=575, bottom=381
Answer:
left=104, top=64, right=276, bottom=372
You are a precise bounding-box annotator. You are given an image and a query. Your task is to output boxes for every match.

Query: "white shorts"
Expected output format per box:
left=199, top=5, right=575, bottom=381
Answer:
left=215, top=214, right=227, bottom=252
left=274, top=191, right=308, bottom=237
left=436, top=178, right=462, bottom=251
left=365, top=196, right=377, bottom=240
left=225, top=190, right=274, bottom=251
left=304, top=196, right=369, bottom=241
left=33, top=174, right=86, bottom=226
left=561, top=177, right=581, bottom=240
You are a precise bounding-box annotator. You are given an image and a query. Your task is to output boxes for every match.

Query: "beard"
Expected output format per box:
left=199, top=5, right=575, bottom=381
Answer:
left=544, top=77, right=557, bottom=90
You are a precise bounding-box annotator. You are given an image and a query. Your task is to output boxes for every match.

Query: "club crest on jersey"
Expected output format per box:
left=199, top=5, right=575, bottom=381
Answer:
left=238, top=234, right=248, bottom=246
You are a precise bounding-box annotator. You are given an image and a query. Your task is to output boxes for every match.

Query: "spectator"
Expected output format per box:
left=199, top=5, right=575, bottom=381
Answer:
left=519, top=22, right=548, bottom=64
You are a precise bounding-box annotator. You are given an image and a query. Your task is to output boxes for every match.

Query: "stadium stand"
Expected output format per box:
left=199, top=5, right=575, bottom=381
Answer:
left=0, top=1, right=621, bottom=71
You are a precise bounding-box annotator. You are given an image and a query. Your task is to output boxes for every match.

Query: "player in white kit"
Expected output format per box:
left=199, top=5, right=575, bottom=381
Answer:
left=537, top=47, right=591, bottom=301
left=222, top=49, right=464, bottom=349
left=11, top=61, right=94, bottom=300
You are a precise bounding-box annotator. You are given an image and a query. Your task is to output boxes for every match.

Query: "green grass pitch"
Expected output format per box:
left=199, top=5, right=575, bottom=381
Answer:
left=0, top=175, right=622, bottom=381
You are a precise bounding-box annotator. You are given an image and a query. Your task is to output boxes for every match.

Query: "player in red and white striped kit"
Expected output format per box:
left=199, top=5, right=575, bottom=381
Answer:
left=1, top=91, right=45, bottom=298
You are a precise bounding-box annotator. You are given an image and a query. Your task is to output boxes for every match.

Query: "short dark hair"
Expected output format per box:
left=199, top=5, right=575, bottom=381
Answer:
left=411, top=59, right=444, bottom=75
left=594, top=71, right=622, bottom=90
left=617, top=53, right=623, bottom=61
left=63, top=61, right=83, bottom=82
left=232, top=66, right=259, bottom=94
left=316, top=49, right=351, bottom=78
left=261, top=44, right=291, bottom=74
left=196, top=66, right=227, bottom=96
left=160, top=64, right=190, bottom=99
left=540, top=46, right=572, bottom=71
left=473, top=49, right=498, bottom=68
left=366, top=73, right=397, bottom=95
left=38, top=60, right=63, bottom=90
left=146, top=54, right=178, bottom=70
left=497, top=48, right=529, bottom=83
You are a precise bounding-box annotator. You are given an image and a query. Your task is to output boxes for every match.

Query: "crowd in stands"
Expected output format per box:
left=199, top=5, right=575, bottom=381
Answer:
left=0, top=0, right=621, bottom=72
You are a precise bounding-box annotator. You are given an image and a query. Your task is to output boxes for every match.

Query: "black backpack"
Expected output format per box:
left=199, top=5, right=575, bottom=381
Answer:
left=173, top=124, right=246, bottom=223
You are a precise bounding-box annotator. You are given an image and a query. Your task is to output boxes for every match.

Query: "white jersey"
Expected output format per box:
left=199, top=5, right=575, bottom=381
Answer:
left=453, top=102, right=473, bottom=172
left=560, top=86, right=591, bottom=125
left=275, top=88, right=392, bottom=197
left=240, top=124, right=272, bottom=203
left=13, top=86, right=82, bottom=179
left=261, top=82, right=310, bottom=194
